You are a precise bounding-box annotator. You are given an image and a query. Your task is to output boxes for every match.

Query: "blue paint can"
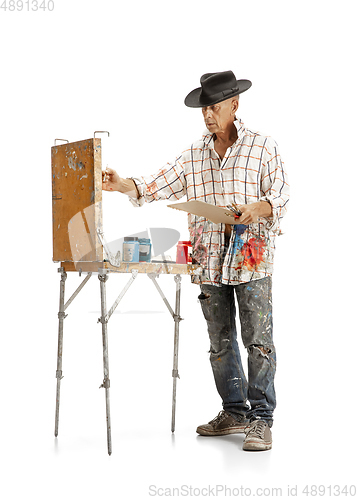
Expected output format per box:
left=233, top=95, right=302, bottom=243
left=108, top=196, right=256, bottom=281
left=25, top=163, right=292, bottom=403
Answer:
left=122, top=237, right=139, bottom=262
left=139, top=238, right=151, bottom=262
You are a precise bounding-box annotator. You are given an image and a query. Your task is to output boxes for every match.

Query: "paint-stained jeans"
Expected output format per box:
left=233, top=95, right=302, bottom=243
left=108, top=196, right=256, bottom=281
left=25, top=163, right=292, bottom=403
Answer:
left=199, top=277, right=276, bottom=427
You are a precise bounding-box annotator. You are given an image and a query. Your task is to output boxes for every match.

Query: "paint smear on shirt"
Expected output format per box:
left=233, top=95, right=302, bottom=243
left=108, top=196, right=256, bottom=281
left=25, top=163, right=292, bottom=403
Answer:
left=234, top=236, right=266, bottom=272
left=146, top=180, right=159, bottom=199
left=189, top=224, right=208, bottom=264
left=240, top=237, right=266, bottom=271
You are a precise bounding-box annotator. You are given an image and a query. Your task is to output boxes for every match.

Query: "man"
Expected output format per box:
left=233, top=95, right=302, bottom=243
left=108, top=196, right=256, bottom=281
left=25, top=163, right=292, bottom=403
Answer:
left=103, top=70, right=289, bottom=451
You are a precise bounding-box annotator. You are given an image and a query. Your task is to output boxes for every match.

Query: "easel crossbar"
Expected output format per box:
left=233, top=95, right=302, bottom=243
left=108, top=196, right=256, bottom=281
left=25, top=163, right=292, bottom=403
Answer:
left=64, top=272, right=93, bottom=311
left=147, top=273, right=183, bottom=322
left=104, top=269, right=138, bottom=323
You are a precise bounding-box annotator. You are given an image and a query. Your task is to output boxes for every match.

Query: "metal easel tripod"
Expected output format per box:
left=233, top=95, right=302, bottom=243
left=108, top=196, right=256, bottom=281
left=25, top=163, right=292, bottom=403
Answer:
left=54, top=265, right=184, bottom=455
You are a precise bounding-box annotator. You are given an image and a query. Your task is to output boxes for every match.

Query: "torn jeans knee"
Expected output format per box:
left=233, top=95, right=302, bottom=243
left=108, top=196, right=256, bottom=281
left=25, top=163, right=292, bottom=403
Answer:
left=209, top=343, right=231, bottom=361
left=247, top=344, right=274, bottom=359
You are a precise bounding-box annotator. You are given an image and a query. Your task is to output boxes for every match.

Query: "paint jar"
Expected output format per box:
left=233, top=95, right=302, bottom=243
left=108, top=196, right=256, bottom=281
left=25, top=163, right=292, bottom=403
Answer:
left=176, top=241, right=192, bottom=264
left=139, top=238, right=151, bottom=262
left=122, top=237, right=139, bottom=263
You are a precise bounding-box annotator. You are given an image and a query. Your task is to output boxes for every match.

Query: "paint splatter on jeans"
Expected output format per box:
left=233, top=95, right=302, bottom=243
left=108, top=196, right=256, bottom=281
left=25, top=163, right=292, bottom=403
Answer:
left=198, top=276, right=276, bottom=427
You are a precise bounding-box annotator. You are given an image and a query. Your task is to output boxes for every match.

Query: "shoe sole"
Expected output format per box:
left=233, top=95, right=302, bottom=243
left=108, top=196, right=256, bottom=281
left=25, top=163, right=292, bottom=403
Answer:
left=243, top=440, right=272, bottom=451
left=196, top=426, right=247, bottom=436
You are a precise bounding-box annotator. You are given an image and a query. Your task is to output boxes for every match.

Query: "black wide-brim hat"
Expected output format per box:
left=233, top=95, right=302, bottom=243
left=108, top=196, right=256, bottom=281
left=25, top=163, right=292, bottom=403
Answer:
left=184, top=70, right=252, bottom=108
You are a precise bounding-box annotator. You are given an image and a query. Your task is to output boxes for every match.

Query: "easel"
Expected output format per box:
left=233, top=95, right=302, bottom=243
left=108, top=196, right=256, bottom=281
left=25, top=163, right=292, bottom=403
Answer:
left=51, top=134, right=200, bottom=454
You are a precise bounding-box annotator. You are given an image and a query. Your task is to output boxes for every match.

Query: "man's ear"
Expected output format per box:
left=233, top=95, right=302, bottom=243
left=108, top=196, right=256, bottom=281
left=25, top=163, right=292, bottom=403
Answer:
left=231, top=97, right=239, bottom=115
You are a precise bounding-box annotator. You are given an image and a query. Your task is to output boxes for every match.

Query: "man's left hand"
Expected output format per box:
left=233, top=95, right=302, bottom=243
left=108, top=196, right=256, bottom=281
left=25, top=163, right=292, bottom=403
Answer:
left=237, top=201, right=273, bottom=225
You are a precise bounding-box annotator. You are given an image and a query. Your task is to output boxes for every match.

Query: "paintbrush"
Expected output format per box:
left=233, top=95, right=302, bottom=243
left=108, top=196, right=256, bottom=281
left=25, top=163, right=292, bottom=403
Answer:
left=103, top=165, right=109, bottom=183
left=226, top=204, right=242, bottom=218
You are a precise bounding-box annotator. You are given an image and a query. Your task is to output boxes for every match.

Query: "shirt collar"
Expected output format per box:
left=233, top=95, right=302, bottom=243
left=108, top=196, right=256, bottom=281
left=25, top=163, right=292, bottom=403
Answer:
left=202, top=118, right=246, bottom=148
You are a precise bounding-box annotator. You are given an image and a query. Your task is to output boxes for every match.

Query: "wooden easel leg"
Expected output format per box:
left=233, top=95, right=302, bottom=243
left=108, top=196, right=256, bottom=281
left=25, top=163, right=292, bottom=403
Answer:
left=55, top=268, right=67, bottom=437
left=98, top=270, right=112, bottom=455
left=171, top=274, right=182, bottom=433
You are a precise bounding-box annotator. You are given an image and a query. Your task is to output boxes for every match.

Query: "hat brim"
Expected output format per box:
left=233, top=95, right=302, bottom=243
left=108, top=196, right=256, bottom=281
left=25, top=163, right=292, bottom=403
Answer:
left=184, top=79, right=252, bottom=108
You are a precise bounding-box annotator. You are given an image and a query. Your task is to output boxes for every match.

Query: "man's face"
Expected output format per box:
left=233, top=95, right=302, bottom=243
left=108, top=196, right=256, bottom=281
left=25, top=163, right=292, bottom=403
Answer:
left=202, top=97, right=238, bottom=134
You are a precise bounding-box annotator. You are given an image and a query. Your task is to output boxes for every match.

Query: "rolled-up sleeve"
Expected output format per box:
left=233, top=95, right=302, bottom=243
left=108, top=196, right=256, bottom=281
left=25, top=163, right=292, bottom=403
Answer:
left=128, top=155, right=187, bottom=207
left=259, top=138, right=290, bottom=233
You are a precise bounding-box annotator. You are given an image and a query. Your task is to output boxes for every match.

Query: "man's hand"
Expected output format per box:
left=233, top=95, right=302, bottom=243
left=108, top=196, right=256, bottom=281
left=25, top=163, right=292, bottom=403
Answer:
left=102, top=167, right=122, bottom=191
left=102, top=167, right=140, bottom=198
left=237, top=201, right=272, bottom=225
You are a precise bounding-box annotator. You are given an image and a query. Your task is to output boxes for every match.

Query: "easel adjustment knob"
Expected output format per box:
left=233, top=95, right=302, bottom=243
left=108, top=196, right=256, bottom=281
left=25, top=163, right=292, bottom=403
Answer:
left=98, top=273, right=109, bottom=283
left=56, top=370, right=63, bottom=380
left=99, top=378, right=110, bottom=389
left=172, top=369, right=180, bottom=379
left=58, top=312, right=68, bottom=320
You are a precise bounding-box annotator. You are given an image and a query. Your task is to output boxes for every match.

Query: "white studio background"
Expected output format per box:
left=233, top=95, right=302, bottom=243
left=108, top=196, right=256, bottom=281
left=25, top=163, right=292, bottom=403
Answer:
left=0, top=0, right=357, bottom=499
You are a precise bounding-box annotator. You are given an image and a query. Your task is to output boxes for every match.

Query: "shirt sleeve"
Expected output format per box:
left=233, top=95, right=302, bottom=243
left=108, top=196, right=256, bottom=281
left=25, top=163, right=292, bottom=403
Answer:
left=259, top=137, right=290, bottom=234
left=128, top=155, right=187, bottom=207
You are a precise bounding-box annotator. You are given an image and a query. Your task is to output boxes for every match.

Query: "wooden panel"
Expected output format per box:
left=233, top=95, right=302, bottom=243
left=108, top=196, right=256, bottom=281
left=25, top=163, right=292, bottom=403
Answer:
left=60, top=261, right=202, bottom=275
left=51, top=139, right=103, bottom=262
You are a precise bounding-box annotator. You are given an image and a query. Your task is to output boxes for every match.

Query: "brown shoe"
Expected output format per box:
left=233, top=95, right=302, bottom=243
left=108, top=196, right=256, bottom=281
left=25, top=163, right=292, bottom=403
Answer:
left=243, top=420, right=272, bottom=451
left=196, top=410, right=249, bottom=436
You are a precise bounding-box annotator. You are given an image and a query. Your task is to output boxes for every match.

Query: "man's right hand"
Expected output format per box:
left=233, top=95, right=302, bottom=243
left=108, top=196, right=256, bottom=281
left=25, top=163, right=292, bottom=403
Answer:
left=102, top=167, right=121, bottom=191
left=102, top=167, right=140, bottom=198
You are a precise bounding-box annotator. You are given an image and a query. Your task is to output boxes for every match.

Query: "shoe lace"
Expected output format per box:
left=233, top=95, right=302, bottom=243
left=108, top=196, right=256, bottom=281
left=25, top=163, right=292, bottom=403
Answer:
left=209, top=410, right=227, bottom=427
left=245, top=420, right=266, bottom=438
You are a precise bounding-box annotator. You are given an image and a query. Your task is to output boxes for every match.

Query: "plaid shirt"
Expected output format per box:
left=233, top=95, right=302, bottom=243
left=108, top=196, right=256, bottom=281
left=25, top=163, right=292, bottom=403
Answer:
left=130, top=119, right=289, bottom=286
